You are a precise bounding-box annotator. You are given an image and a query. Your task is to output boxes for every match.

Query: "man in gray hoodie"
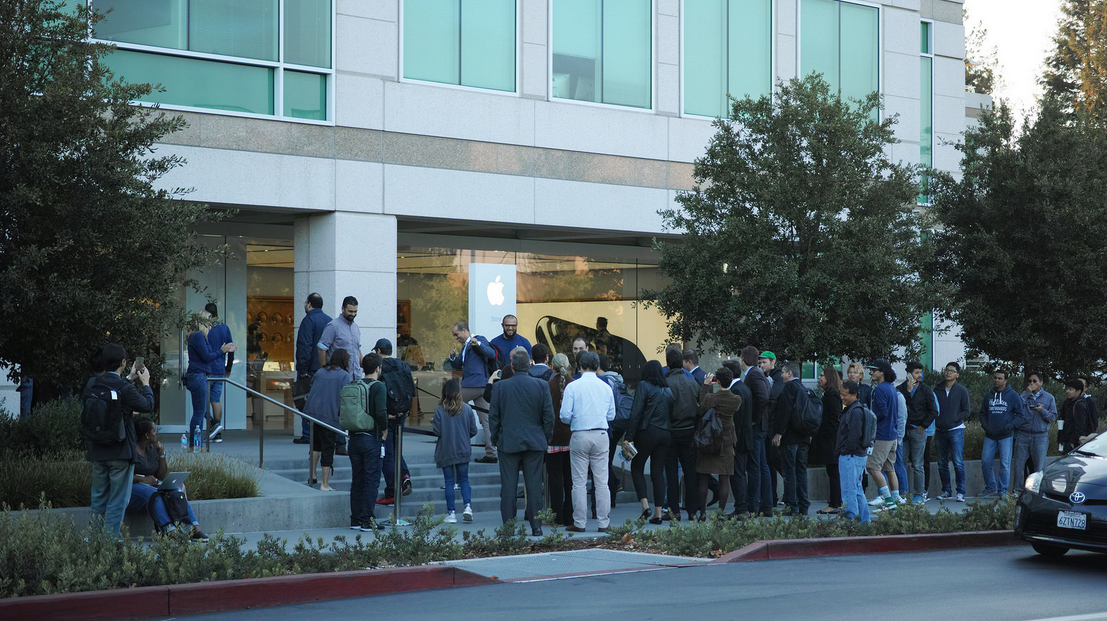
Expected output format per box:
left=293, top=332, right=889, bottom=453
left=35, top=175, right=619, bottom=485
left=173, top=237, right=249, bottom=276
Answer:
left=1013, top=371, right=1057, bottom=493
left=979, top=369, right=1028, bottom=497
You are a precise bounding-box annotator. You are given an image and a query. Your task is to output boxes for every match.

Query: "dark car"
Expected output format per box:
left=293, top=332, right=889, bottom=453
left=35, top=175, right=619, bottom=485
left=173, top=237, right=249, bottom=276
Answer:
left=1016, top=434, right=1107, bottom=557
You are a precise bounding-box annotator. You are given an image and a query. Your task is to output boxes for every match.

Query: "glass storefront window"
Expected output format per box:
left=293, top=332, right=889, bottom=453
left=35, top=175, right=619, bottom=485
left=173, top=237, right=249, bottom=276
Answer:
left=800, top=0, right=879, bottom=105
left=684, top=0, right=772, bottom=118
left=403, top=0, right=517, bottom=92
left=552, top=0, right=652, bottom=109
left=397, top=244, right=669, bottom=429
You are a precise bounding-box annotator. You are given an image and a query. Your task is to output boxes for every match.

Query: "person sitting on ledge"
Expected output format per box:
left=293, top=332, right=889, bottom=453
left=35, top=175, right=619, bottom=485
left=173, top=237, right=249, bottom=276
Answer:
left=128, top=420, right=208, bottom=541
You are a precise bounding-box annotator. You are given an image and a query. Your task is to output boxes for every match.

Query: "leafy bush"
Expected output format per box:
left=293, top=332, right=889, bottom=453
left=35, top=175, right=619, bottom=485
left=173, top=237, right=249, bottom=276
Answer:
left=0, top=451, right=260, bottom=509
left=0, top=399, right=84, bottom=459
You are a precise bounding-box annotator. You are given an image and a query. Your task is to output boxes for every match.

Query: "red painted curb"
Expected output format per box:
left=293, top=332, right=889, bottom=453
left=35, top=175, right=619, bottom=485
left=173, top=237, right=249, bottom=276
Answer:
left=717, top=530, right=1019, bottom=562
left=0, top=565, right=499, bottom=621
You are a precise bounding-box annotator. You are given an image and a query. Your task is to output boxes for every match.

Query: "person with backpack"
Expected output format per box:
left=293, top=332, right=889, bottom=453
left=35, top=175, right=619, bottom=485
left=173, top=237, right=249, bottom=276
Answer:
left=345, top=353, right=389, bottom=531
left=624, top=360, right=672, bottom=524
left=372, top=338, right=415, bottom=506
left=84, top=343, right=155, bottom=537
left=598, top=353, right=632, bottom=504
left=694, top=367, right=741, bottom=521
left=1060, top=379, right=1096, bottom=453
left=304, top=349, right=352, bottom=491
left=837, top=381, right=873, bottom=523
left=433, top=378, right=477, bottom=524
left=771, top=361, right=812, bottom=517
left=446, top=320, right=498, bottom=463
left=128, top=420, right=206, bottom=540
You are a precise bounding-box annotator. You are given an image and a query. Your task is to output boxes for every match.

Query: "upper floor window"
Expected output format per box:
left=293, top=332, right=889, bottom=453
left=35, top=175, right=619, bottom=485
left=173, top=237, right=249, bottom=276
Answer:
left=800, top=0, right=879, bottom=105
left=93, top=0, right=332, bottom=121
left=551, top=0, right=652, bottom=109
left=402, top=0, right=517, bottom=92
left=683, top=0, right=772, bottom=118
left=919, top=20, right=933, bottom=204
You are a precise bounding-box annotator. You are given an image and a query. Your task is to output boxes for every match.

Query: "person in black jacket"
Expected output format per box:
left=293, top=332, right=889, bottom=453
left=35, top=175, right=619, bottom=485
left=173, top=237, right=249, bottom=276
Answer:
left=625, top=361, right=672, bottom=524
left=934, top=362, right=970, bottom=501
left=85, top=343, right=155, bottom=537
left=813, top=368, right=844, bottom=514
left=772, top=362, right=810, bottom=516
left=664, top=347, right=701, bottom=520
left=761, top=351, right=784, bottom=508
left=899, top=361, right=939, bottom=502
left=741, top=347, right=773, bottom=517
left=837, top=381, right=871, bottom=523
left=1060, top=379, right=1096, bottom=452
left=724, top=359, right=755, bottom=519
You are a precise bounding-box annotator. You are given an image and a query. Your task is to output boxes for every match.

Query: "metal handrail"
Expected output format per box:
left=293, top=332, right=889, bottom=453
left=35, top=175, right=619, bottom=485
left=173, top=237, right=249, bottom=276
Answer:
left=206, top=376, right=348, bottom=468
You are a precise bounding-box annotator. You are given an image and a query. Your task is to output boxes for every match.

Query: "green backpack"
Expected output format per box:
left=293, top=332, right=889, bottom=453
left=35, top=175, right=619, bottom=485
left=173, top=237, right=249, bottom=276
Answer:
left=339, top=379, right=380, bottom=432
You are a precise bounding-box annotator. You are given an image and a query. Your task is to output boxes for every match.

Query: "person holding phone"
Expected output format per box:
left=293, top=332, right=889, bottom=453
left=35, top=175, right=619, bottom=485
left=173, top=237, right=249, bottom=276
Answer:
left=185, top=311, right=236, bottom=448
left=1014, top=371, right=1056, bottom=492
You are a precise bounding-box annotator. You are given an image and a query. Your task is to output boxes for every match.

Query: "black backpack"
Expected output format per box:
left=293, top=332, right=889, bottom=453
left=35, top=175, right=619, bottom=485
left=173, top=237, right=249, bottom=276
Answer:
left=859, top=404, right=878, bottom=449
left=81, top=379, right=125, bottom=445
left=791, top=386, right=824, bottom=436
left=478, top=338, right=503, bottom=380
left=150, top=489, right=192, bottom=533
left=380, top=358, right=416, bottom=417
left=602, top=375, right=634, bottom=422
left=694, top=407, right=724, bottom=455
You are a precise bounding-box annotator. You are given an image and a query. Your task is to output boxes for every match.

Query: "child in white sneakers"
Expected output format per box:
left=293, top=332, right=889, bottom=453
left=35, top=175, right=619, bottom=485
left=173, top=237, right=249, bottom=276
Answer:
left=432, top=379, right=476, bottom=523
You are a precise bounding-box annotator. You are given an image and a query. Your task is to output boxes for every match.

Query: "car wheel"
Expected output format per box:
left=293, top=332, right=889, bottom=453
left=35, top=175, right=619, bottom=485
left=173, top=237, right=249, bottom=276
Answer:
left=1032, top=543, right=1069, bottom=558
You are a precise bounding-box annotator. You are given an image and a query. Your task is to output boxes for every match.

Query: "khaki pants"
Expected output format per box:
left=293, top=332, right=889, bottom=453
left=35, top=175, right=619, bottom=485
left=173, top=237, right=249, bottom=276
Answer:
left=570, top=429, right=610, bottom=529
left=461, top=386, right=494, bottom=458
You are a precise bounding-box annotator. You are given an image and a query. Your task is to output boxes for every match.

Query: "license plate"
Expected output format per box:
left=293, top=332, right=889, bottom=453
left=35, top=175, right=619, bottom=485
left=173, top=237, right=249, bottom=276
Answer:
left=1057, top=511, right=1087, bottom=530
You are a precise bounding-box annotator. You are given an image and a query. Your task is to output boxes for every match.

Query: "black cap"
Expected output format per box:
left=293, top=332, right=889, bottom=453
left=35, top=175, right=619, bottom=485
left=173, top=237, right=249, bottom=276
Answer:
left=866, top=359, right=895, bottom=381
left=374, top=338, right=393, bottom=355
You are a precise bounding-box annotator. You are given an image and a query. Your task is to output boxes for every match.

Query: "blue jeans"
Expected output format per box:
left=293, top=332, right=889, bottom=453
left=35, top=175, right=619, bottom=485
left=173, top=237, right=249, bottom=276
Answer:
left=981, top=435, right=1013, bottom=494
left=382, top=420, right=411, bottom=496
left=746, top=430, right=770, bottom=512
left=779, top=442, right=809, bottom=515
left=128, top=484, right=198, bottom=530
left=208, top=374, right=224, bottom=403
left=443, top=463, right=473, bottom=513
left=893, top=442, right=908, bottom=493
left=839, top=454, right=870, bottom=523
left=1012, top=431, right=1048, bottom=492
left=348, top=433, right=383, bottom=527
left=936, top=428, right=966, bottom=495
left=90, top=460, right=135, bottom=537
left=185, top=372, right=208, bottom=438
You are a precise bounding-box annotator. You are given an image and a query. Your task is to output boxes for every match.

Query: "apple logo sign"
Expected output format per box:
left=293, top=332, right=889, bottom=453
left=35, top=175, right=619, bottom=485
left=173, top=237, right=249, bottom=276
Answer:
left=486, top=275, right=506, bottom=306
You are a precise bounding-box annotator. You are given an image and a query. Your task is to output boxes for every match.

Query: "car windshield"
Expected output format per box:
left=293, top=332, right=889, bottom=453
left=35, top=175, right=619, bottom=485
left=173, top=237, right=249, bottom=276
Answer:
left=1077, top=434, right=1107, bottom=458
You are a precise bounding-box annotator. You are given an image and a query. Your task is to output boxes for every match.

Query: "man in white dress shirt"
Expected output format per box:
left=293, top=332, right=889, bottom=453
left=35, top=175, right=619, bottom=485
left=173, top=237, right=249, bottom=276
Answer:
left=559, top=351, right=616, bottom=532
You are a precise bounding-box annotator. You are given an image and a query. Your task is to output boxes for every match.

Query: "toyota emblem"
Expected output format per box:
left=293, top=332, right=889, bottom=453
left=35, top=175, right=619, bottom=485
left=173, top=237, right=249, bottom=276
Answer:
left=1070, top=492, right=1087, bottom=505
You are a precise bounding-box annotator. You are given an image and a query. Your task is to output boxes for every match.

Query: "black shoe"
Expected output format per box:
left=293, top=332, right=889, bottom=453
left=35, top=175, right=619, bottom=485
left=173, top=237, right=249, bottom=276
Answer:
left=292, top=437, right=309, bottom=444
left=531, top=526, right=544, bottom=537
left=335, top=445, right=348, bottom=456
left=566, top=525, right=586, bottom=532
left=598, top=526, right=609, bottom=533
left=648, top=516, right=663, bottom=525
left=190, top=530, right=209, bottom=542
left=401, top=475, right=413, bottom=496
left=474, top=456, right=497, bottom=464
left=640, top=509, right=652, bottom=520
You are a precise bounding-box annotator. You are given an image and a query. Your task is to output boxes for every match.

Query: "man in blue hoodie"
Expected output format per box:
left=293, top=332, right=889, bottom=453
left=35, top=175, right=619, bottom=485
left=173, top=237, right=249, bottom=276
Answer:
left=979, top=369, right=1028, bottom=497
left=1013, top=371, right=1057, bottom=493
left=864, top=360, right=900, bottom=511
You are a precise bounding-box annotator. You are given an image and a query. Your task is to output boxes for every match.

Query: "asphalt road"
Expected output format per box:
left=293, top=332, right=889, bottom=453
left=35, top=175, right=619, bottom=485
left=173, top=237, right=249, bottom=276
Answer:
left=170, top=546, right=1107, bottom=621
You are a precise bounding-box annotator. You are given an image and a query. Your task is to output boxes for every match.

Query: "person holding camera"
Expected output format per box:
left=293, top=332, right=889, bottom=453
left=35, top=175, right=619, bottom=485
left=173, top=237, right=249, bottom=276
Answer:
left=694, top=367, right=741, bottom=521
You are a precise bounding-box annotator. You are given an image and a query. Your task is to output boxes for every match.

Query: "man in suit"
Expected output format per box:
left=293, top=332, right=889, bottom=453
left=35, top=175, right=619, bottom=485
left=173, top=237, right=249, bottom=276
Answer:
left=84, top=343, right=155, bottom=537
left=489, top=349, right=555, bottom=536
left=723, top=360, right=755, bottom=519
left=294, top=293, right=331, bottom=444
left=740, top=346, right=773, bottom=517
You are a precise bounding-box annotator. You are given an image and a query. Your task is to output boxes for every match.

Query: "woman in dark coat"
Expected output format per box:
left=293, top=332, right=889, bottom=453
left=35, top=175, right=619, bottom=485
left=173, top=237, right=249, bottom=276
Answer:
left=695, top=367, right=741, bottom=520
left=545, top=353, right=575, bottom=526
left=813, top=367, right=844, bottom=514
left=624, top=360, right=673, bottom=524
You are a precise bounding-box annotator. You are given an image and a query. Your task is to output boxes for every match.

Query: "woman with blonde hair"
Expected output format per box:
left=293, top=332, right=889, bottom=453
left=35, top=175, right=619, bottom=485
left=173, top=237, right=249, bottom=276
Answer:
left=846, top=362, right=873, bottom=408
left=185, top=310, right=236, bottom=448
left=433, top=378, right=477, bottom=523
left=545, top=353, right=575, bottom=526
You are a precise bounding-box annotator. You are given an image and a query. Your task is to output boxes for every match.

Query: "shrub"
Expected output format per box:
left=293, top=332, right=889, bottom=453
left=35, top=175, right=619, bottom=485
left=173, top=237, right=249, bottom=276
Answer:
left=0, top=399, right=83, bottom=459
left=0, top=451, right=260, bottom=509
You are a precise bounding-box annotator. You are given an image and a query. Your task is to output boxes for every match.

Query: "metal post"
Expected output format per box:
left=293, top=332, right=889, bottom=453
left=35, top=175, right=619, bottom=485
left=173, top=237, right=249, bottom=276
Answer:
left=204, top=396, right=213, bottom=453
left=391, top=422, right=410, bottom=526
left=258, top=403, right=265, bottom=469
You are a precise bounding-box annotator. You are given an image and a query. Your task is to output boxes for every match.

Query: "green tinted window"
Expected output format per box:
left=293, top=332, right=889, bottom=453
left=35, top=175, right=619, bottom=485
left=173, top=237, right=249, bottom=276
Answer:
left=284, top=70, right=326, bottom=120
left=94, top=0, right=188, bottom=50
left=285, top=0, right=332, bottom=68
left=104, top=50, right=274, bottom=114
left=552, top=0, right=651, bottom=108
left=800, top=0, right=839, bottom=88
left=920, top=22, right=931, bottom=55
left=189, top=0, right=278, bottom=61
left=683, top=0, right=771, bottom=118
left=839, top=2, right=878, bottom=104
left=919, top=55, right=933, bottom=202
left=403, top=0, right=516, bottom=92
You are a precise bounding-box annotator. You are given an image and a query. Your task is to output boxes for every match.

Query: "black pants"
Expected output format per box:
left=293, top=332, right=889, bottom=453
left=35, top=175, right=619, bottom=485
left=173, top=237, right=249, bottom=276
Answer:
left=631, top=426, right=670, bottom=505
left=312, top=427, right=336, bottom=468
left=665, top=427, right=698, bottom=515
left=499, top=450, right=544, bottom=528
left=766, top=435, right=781, bottom=504
left=825, top=458, right=842, bottom=508
left=729, top=448, right=750, bottom=513
left=545, top=451, right=573, bottom=526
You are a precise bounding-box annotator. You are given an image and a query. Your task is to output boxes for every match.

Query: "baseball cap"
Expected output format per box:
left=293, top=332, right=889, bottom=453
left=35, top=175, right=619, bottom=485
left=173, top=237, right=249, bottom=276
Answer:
left=866, top=359, right=894, bottom=377
left=374, top=338, right=393, bottom=354
left=758, top=351, right=776, bottom=361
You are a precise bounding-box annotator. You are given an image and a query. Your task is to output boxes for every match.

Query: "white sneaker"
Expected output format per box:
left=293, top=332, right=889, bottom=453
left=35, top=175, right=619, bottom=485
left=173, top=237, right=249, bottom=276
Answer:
left=868, top=496, right=885, bottom=506
left=209, top=423, right=224, bottom=440
left=955, top=493, right=965, bottom=502
left=445, top=511, right=457, bottom=523
left=463, top=504, right=473, bottom=522
left=894, top=495, right=907, bottom=505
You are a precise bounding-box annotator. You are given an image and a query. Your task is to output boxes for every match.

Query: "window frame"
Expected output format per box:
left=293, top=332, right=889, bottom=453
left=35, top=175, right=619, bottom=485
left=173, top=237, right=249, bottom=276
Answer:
left=88, top=0, right=336, bottom=125
left=918, top=18, right=935, bottom=205
left=678, top=0, right=776, bottom=121
left=546, top=0, right=658, bottom=113
left=398, top=0, right=523, bottom=97
left=794, top=0, right=883, bottom=120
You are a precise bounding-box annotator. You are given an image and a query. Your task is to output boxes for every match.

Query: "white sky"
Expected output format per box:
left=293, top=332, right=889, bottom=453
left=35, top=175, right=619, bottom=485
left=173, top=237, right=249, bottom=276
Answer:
left=962, top=0, right=1064, bottom=118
